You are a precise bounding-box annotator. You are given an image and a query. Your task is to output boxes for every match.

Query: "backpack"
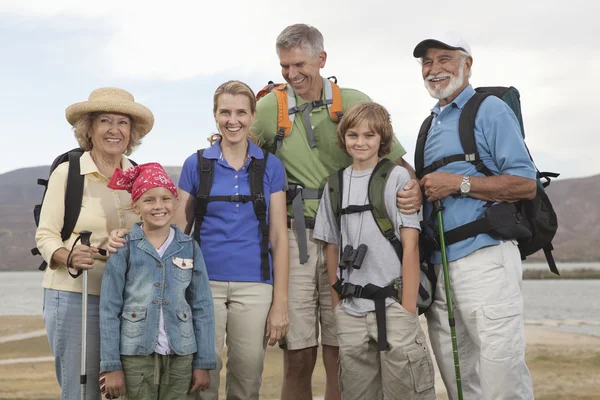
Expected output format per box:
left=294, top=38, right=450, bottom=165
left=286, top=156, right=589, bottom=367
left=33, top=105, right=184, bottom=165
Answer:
left=31, top=148, right=137, bottom=271
left=256, top=76, right=344, bottom=153
left=193, top=149, right=271, bottom=281
left=327, top=158, right=436, bottom=315
left=414, top=86, right=560, bottom=275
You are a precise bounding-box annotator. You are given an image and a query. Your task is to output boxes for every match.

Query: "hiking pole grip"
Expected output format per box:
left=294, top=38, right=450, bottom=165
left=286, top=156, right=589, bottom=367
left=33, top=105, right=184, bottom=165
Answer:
left=79, top=230, right=92, bottom=400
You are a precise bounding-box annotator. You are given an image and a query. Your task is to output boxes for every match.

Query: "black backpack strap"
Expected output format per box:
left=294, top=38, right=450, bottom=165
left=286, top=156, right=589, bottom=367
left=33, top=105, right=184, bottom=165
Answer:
left=61, top=151, right=85, bottom=242
left=249, top=150, right=271, bottom=281
left=458, top=92, right=494, bottom=177
left=194, top=149, right=214, bottom=245
left=415, top=114, right=434, bottom=179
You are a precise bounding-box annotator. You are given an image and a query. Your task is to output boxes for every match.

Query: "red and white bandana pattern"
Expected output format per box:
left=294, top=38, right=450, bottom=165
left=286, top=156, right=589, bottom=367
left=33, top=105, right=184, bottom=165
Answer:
left=108, top=162, right=177, bottom=202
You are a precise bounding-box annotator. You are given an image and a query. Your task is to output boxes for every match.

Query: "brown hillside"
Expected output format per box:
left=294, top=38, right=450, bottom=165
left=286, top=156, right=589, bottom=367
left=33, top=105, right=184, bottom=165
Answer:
left=0, top=166, right=597, bottom=271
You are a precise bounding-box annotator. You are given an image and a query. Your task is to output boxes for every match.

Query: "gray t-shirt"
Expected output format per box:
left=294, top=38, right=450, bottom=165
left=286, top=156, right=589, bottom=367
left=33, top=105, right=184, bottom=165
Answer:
left=313, top=165, right=421, bottom=317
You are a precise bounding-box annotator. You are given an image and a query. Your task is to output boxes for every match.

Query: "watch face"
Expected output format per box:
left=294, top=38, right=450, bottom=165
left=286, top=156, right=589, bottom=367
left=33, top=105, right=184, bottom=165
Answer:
left=460, top=181, right=470, bottom=194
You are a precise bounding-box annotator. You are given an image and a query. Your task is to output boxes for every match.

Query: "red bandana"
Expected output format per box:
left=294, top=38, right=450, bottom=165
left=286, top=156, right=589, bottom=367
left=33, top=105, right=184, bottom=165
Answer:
left=108, top=162, right=177, bottom=202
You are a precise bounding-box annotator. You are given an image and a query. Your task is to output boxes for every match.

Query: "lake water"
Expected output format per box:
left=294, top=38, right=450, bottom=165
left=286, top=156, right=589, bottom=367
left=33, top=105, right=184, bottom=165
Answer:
left=2, top=266, right=600, bottom=336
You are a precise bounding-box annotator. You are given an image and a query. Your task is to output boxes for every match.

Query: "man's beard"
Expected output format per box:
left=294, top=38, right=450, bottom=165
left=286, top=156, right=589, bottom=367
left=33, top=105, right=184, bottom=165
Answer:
left=424, top=58, right=466, bottom=100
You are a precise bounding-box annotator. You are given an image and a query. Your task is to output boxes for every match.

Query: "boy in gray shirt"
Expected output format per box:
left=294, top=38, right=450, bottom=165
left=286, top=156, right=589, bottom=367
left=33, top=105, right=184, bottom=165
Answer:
left=313, top=102, right=435, bottom=399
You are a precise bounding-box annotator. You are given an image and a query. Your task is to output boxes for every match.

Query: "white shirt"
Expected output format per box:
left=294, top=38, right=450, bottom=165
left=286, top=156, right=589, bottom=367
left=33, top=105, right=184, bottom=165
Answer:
left=154, top=227, right=176, bottom=355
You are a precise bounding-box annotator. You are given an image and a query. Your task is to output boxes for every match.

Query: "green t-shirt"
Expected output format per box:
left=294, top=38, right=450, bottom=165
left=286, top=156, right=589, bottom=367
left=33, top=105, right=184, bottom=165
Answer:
left=253, top=84, right=406, bottom=219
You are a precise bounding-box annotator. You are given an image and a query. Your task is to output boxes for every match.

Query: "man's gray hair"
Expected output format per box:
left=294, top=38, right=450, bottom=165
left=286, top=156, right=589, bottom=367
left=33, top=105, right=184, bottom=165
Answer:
left=276, top=24, right=324, bottom=56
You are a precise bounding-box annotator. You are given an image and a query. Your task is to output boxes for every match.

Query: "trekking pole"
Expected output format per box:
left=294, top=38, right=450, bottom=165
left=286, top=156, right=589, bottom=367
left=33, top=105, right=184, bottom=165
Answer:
left=79, top=230, right=92, bottom=400
left=433, top=201, right=463, bottom=400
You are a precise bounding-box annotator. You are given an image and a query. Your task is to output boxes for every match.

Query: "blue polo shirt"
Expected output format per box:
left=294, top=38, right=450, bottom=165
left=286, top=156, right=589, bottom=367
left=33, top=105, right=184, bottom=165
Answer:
left=422, top=85, right=537, bottom=264
left=178, top=140, right=286, bottom=284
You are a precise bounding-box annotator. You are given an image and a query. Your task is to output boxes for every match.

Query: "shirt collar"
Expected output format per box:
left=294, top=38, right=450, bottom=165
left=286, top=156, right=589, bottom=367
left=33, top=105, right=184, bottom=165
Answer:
left=203, top=139, right=264, bottom=161
left=430, top=84, right=475, bottom=115
left=79, top=151, right=133, bottom=175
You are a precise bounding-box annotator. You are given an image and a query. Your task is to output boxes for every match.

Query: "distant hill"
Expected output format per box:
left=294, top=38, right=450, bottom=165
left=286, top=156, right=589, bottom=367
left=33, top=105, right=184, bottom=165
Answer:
left=0, top=165, right=598, bottom=271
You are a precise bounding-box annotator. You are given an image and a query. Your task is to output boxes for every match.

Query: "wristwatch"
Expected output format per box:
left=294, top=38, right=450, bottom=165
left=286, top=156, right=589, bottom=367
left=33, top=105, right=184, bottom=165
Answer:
left=460, top=176, right=471, bottom=197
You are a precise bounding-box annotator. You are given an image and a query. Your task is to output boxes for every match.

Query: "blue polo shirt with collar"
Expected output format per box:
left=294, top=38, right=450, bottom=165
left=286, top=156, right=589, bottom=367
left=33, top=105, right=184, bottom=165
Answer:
left=178, top=139, right=286, bottom=284
left=422, top=85, right=537, bottom=264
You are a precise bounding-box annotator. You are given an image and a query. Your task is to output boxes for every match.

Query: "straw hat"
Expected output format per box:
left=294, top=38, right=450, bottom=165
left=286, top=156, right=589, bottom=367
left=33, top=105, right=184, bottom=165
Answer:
left=65, top=88, right=155, bottom=136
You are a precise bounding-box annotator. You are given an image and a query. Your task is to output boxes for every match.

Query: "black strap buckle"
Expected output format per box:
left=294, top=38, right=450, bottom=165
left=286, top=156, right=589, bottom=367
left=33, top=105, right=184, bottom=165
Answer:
left=342, top=283, right=362, bottom=298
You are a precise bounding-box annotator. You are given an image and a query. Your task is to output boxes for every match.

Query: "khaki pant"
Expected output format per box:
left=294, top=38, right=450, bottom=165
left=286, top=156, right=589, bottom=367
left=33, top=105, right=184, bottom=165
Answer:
left=426, top=241, right=534, bottom=400
left=121, top=353, right=194, bottom=400
left=198, top=281, right=273, bottom=400
left=334, top=302, right=436, bottom=400
left=284, top=228, right=337, bottom=350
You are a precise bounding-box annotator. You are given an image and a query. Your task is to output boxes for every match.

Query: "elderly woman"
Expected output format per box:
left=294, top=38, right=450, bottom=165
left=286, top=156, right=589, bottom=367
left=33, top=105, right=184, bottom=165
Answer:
left=35, top=87, right=154, bottom=399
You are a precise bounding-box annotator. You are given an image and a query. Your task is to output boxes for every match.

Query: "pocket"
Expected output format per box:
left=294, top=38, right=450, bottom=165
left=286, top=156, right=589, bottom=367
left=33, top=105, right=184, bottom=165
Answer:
left=405, top=336, right=435, bottom=393
left=124, top=370, right=146, bottom=399
left=172, top=258, right=193, bottom=283
left=480, top=301, right=523, bottom=360
left=177, top=307, right=194, bottom=339
left=121, top=307, right=147, bottom=338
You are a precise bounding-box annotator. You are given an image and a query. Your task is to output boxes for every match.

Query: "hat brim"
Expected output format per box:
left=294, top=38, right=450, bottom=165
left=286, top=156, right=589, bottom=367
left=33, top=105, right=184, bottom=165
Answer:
left=413, top=39, right=467, bottom=58
left=65, top=100, right=155, bottom=137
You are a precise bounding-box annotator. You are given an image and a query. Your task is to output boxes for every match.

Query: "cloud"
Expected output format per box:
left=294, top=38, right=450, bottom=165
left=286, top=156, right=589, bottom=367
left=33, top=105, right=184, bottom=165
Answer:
left=1, top=0, right=599, bottom=179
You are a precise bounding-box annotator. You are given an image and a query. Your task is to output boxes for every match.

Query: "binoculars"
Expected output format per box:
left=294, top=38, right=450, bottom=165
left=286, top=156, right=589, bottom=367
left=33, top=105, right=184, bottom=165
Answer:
left=339, top=244, right=368, bottom=270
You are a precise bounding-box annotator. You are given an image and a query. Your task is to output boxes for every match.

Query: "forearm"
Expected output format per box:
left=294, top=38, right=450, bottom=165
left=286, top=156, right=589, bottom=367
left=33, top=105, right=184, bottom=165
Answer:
left=468, top=175, right=537, bottom=202
left=50, top=247, right=70, bottom=267
left=401, top=243, right=420, bottom=311
left=326, top=243, right=339, bottom=285
left=270, top=236, right=289, bottom=304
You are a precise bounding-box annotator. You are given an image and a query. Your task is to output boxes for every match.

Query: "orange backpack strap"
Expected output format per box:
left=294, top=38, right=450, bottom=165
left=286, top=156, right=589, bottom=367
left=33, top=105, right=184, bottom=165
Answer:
left=256, top=82, right=296, bottom=153
left=325, top=77, right=344, bottom=122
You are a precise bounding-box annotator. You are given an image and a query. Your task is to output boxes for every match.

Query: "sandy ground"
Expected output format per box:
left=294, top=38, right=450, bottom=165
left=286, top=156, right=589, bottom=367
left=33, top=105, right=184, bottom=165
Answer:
left=0, top=316, right=598, bottom=399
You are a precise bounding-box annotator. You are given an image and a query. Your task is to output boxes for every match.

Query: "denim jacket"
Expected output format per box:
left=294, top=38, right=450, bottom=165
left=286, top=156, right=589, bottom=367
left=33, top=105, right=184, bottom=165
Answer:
left=100, top=223, right=216, bottom=371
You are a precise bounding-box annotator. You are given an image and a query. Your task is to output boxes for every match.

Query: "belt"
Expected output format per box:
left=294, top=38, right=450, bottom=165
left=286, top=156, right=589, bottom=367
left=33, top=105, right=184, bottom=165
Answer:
left=287, top=217, right=316, bottom=231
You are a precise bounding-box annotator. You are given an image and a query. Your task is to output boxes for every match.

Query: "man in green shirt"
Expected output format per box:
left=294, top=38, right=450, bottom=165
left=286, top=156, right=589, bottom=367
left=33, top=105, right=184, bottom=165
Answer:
left=253, top=24, right=421, bottom=400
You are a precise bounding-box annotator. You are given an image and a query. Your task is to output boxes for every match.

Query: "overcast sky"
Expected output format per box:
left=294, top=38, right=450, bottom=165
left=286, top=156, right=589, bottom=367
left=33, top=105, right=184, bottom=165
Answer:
left=1, top=0, right=597, bottom=180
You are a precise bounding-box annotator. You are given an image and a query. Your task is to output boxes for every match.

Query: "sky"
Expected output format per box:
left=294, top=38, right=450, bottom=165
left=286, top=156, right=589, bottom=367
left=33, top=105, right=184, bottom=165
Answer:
left=1, top=0, right=598, bottom=180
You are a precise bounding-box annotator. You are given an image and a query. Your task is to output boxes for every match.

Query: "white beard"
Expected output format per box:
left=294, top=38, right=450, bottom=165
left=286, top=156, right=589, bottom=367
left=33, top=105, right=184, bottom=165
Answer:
left=424, top=58, right=466, bottom=100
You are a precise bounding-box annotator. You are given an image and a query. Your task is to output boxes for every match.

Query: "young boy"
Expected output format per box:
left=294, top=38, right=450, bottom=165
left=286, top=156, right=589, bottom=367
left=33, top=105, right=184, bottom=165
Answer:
left=313, top=102, right=436, bottom=399
left=99, top=163, right=216, bottom=399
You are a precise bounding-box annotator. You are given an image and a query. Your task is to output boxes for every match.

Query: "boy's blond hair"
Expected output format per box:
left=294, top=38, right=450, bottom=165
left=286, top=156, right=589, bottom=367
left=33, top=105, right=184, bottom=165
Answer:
left=336, top=102, right=394, bottom=158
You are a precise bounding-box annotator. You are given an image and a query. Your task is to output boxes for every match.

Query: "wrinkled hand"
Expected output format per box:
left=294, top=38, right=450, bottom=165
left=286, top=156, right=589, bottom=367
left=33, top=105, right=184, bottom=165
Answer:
left=396, top=179, right=422, bottom=214
left=107, top=229, right=129, bottom=254
left=104, top=370, right=126, bottom=399
left=189, top=369, right=210, bottom=393
left=68, top=244, right=100, bottom=270
left=420, top=172, right=461, bottom=202
left=266, top=301, right=289, bottom=347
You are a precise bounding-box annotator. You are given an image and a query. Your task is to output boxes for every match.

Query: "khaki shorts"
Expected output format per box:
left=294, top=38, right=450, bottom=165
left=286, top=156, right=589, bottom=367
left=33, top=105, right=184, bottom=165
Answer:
left=334, top=303, right=435, bottom=400
left=282, top=228, right=338, bottom=350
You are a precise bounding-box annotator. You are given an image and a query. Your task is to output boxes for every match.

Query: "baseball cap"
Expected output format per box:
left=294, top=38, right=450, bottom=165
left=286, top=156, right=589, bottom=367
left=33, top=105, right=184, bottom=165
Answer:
left=413, top=32, right=472, bottom=58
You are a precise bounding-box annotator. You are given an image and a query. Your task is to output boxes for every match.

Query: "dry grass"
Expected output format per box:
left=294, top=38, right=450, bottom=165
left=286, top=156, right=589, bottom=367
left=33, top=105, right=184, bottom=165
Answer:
left=0, top=317, right=599, bottom=399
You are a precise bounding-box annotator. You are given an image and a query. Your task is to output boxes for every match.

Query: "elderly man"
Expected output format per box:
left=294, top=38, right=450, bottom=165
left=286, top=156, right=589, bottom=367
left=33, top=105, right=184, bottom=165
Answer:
left=413, top=33, right=536, bottom=399
left=253, top=24, right=421, bottom=400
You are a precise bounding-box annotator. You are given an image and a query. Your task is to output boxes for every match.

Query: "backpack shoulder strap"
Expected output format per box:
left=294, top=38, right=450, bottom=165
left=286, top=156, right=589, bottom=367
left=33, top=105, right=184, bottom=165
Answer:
left=194, top=149, right=214, bottom=245
left=61, top=150, right=85, bottom=242
left=324, top=77, right=344, bottom=122
left=368, top=159, right=402, bottom=260
left=249, top=150, right=270, bottom=281
left=459, top=92, right=494, bottom=176
left=271, top=84, right=295, bottom=153
left=327, top=168, right=345, bottom=231
left=415, top=114, right=434, bottom=179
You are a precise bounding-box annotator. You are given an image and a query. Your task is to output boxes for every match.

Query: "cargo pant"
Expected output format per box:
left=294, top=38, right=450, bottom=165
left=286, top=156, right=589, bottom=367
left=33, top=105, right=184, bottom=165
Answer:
left=426, top=241, right=534, bottom=400
left=335, top=302, right=436, bottom=399
left=121, top=353, right=194, bottom=400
